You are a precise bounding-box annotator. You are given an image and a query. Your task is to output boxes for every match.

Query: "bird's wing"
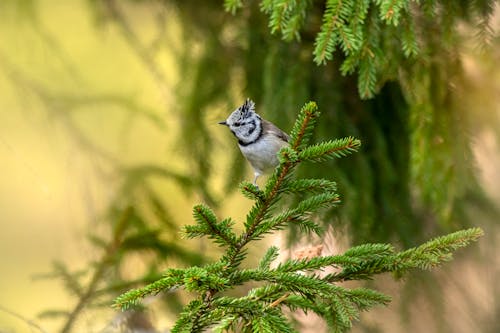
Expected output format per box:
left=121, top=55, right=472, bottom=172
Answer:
left=262, top=119, right=290, bottom=143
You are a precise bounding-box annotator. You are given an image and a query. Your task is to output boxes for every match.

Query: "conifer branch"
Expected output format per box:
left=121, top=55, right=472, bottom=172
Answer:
left=182, top=204, right=237, bottom=247
left=289, top=101, right=321, bottom=150
left=298, top=137, right=362, bottom=162
left=62, top=207, right=132, bottom=333
left=114, top=101, right=483, bottom=332
left=314, top=0, right=344, bottom=65
left=281, top=178, right=337, bottom=194
left=324, top=227, right=485, bottom=282
left=223, top=0, right=243, bottom=14
left=113, top=273, right=181, bottom=310
left=225, top=1, right=497, bottom=98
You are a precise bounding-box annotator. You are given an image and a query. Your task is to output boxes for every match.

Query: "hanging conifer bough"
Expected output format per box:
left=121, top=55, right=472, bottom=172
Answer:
left=170, top=0, right=496, bottom=246
left=114, top=102, right=483, bottom=332
left=224, top=0, right=496, bottom=98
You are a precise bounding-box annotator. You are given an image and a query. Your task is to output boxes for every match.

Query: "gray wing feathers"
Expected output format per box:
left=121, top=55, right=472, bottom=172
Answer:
left=262, top=119, right=290, bottom=143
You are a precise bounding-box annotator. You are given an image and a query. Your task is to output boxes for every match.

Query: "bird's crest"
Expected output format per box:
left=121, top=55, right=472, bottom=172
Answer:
left=239, top=98, right=255, bottom=119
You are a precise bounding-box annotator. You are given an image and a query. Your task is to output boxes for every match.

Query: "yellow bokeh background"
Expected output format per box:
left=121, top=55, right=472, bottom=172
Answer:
left=0, top=2, right=182, bottom=331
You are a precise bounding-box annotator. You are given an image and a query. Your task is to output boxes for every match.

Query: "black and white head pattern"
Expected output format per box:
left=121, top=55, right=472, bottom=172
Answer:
left=224, top=99, right=262, bottom=146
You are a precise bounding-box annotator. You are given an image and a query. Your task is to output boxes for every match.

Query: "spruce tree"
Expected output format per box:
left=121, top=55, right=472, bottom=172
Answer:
left=114, top=101, right=483, bottom=332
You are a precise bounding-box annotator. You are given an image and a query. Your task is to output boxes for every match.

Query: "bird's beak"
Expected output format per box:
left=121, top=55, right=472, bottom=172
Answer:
left=218, top=121, right=227, bottom=125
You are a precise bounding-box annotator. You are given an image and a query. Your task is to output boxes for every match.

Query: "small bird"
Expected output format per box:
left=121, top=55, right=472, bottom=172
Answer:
left=219, top=99, right=290, bottom=185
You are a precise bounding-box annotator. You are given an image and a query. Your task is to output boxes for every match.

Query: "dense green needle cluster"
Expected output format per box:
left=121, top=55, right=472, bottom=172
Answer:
left=224, top=0, right=497, bottom=98
left=114, top=101, right=483, bottom=332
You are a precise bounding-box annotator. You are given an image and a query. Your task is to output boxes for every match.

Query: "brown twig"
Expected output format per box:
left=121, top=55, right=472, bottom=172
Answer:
left=268, top=292, right=291, bottom=308
left=60, top=207, right=132, bottom=333
left=0, top=305, right=49, bottom=333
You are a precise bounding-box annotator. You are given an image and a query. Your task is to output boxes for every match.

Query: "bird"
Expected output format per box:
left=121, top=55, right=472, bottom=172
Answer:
left=219, top=99, right=290, bottom=185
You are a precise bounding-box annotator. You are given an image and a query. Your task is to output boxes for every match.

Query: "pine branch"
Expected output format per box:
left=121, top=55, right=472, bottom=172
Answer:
left=288, top=101, right=321, bottom=151
left=223, top=1, right=498, bottom=100
left=182, top=204, right=237, bottom=247
left=113, top=274, right=180, bottom=310
left=224, top=0, right=243, bottom=14
left=394, top=227, right=484, bottom=271
left=259, top=246, right=280, bottom=270
left=61, top=207, right=133, bottom=333
left=239, top=181, right=265, bottom=201
left=325, top=227, right=484, bottom=282
left=280, top=178, right=337, bottom=194
left=313, top=0, right=344, bottom=65
left=298, top=137, right=361, bottom=162
left=269, top=0, right=294, bottom=34
left=377, top=0, right=408, bottom=26
left=114, top=101, right=484, bottom=332
left=282, top=0, right=309, bottom=41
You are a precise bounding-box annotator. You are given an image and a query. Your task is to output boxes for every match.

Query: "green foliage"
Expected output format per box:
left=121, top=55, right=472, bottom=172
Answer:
left=325, top=228, right=485, bottom=282
left=224, top=0, right=243, bottom=14
left=183, top=204, right=238, bottom=247
left=37, top=184, right=204, bottom=333
left=169, top=0, right=497, bottom=248
left=225, top=0, right=496, bottom=98
left=114, top=101, right=483, bottom=332
left=298, top=137, right=361, bottom=162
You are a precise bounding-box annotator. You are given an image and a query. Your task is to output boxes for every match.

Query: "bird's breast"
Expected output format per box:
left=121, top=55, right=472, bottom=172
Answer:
left=239, top=134, right=288, bottom=174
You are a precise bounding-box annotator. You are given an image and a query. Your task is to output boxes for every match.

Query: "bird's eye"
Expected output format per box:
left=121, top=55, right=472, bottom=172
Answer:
left=234, top=122, right=241, bottom=126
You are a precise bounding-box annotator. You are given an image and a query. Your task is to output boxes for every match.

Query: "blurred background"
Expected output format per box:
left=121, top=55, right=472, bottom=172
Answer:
left=0, top=1, right=499, bottom=332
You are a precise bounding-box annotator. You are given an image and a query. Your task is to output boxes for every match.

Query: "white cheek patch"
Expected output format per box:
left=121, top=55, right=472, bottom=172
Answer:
left=245, top=120, right=257, bottom=136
